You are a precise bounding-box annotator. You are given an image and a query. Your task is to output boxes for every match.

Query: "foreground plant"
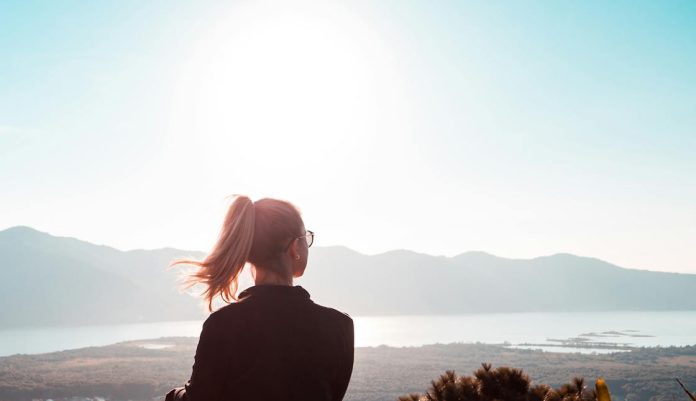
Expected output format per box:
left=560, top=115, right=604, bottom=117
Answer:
left=676, top=378, right=696, bottom=401
left=595, top=377, right=611, bottom=401
left=399, top=364, right=612, bottom=401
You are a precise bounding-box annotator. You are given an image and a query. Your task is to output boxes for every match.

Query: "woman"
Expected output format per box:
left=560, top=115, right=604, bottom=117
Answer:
left=167, top=195, right=354, bottom=401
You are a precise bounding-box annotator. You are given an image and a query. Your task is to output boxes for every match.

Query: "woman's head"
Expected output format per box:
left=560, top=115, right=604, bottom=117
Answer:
left=248, top=198, right=304, bottom=267
left=169, top=195, right=311, bottom=312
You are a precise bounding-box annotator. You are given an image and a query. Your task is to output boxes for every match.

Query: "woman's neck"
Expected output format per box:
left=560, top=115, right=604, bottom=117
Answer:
left=253, top=266, right=293, bottom=286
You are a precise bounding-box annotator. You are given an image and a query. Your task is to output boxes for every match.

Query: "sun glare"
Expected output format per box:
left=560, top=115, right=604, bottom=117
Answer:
left=163, top=2, right=417, bottom=250
left=171, top=2, right=392, bottom=173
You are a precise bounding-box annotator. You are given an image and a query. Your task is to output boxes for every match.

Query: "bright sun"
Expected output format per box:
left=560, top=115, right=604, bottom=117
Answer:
left=165, top=1, right=415, bottom=253
left=171, top=1, right=394, bottom=173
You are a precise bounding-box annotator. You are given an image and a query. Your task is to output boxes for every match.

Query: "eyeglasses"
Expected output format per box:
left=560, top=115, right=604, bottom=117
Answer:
left=284, top=230, right=314, bottom=252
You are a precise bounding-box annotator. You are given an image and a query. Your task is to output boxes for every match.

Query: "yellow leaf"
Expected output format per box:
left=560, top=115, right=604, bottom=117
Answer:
left=596, top=377, right=611, bottom=401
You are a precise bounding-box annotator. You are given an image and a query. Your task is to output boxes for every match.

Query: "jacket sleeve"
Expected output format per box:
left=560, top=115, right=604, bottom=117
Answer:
left=184, top=314, right=230, bottom=401
left=332, top=316, right=354, bottom=401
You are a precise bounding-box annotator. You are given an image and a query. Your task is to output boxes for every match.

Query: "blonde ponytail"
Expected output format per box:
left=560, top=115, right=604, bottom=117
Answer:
left=169, top=195, right=255, bottom=312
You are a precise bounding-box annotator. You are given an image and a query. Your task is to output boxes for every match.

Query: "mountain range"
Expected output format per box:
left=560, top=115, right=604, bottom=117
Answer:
left=1, top=226, right=694, bottom=328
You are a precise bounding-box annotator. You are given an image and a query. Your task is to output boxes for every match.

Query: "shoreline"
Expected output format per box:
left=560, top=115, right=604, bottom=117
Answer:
left=3, top=334, right=695, bottom=359
left=1, top=339, right=695, bottom=401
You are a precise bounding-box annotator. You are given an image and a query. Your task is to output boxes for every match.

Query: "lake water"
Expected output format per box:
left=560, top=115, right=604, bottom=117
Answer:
left=2, top=311, right=696, bottom=357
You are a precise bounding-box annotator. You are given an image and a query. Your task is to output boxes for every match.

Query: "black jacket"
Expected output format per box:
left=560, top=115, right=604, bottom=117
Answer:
left=170, top=285, right=354, bottom=401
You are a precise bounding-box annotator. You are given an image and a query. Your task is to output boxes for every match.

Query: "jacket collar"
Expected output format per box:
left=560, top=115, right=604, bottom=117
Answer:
left=238, top=284, right=311, bottom=300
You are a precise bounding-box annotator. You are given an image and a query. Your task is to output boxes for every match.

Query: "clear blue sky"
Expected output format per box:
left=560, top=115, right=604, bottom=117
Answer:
left=1, top=0, right=694, bottom=273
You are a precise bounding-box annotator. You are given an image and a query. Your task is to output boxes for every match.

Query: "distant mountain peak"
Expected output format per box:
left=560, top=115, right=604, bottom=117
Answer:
left=533, top=252, right=607, bottom=263
left=0, top=225, right=51, bottom=241
left=544, top=252, right=584, bottom=259
left=0, top=225, right=44, bottom=235
left=0, top=226, right=201, bottom=256
left=454, top=250, right=500, bottom=259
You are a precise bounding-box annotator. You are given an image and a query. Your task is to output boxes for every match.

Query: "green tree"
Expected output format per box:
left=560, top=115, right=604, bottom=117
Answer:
left=400, top=364, right=599, bottom=401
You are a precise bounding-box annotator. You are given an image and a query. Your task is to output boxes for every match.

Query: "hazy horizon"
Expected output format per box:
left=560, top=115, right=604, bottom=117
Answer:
left=2, top=1, right=694, bottom=274
left=4, top=223, right=696, bottom=335
left=2, top=224, right=694, bottom=276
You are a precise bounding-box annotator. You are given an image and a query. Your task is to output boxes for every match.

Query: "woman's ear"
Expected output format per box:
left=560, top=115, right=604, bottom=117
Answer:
left=288, top=238, right=301, bottom=261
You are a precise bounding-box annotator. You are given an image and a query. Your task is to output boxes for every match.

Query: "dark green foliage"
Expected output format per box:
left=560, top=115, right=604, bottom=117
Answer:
left=399, top=364, right=597, bottom=401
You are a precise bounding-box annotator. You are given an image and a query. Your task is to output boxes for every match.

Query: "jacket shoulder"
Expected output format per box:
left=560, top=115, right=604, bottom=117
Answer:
left=204, top=299, right=254, bottom=326
left=311, top=302, right=353, bottom=327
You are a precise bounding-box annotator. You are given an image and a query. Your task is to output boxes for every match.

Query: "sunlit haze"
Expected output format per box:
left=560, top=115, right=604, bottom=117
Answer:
left=1, top=1, right=694, bottom=273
